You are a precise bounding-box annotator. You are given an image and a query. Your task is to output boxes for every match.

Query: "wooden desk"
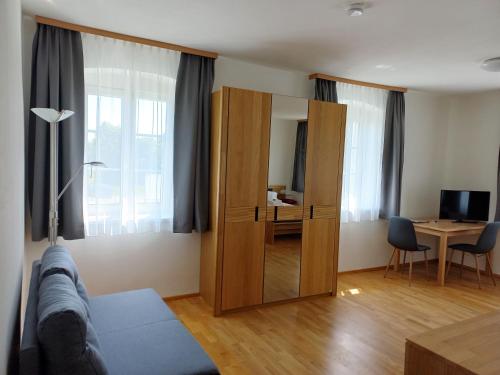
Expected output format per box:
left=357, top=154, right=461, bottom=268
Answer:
left=405, top=310, right=500, bottom=375
left=408, top=221, right=485, bottom=286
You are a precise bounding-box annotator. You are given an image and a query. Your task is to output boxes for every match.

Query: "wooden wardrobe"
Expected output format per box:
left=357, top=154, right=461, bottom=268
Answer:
left=200, top=86, right=347, bottom=315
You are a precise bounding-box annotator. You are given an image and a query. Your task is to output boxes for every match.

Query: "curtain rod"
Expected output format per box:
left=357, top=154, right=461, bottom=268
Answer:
left=35, top=15, right=218, bottom=59
left=309, top=73, right=408, bottom=93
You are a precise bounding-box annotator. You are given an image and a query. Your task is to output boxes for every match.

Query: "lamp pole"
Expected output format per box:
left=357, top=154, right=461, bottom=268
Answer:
left=31, top=108, right=107, bottom=245
left=31, top=108, right=75, bottom=245
left=48, top=115, right=58, bottom=246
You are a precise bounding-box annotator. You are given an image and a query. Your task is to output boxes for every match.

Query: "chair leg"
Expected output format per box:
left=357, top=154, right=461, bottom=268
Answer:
left=424, top=250, right=429, bottom=280
left=409, top=252, right=413, bottom=287
left=384, top=248, right=396, bottom=278
left=474, top=254, right=481, bottom=289
left=486, top=252, right=496, bottom=286
left=446, top=249, right=455, bottom=278
left=401, top=251, right=407, bottom=273
left=460, top=251, right=465, bottom=279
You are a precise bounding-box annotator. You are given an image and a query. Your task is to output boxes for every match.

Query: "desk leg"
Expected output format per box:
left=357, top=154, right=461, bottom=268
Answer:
left=393, top=249, right=400, bottom=272
left=437, top=234, right=448, bottom=286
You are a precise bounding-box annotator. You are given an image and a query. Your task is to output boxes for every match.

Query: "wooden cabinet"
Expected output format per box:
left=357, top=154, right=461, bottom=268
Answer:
left=300, top=100, right=346, bottom=297
left=222, top=220, right=266, bottom=310
left=300, top=218, right=336, bottom=296
left=225, top=88, right=271, bottom=209
left=200, top=87, right=346, bottom=315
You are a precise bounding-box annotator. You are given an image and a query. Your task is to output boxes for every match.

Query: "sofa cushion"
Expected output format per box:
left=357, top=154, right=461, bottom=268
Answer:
left=89, top=288, right=177, bottom=335
left=98, top=320, right=219, bottom=375
left=77, top=277, right=91, bottom=306
left=40, top=245, right=80, bottom=283
left=20, top=261, right=42, bottom=375
left=37, top=274, right=109, bottom=375
left=40, top=245, right=91, bottom=313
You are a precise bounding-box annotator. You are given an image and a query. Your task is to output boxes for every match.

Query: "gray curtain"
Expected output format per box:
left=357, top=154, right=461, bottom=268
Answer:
left=292, top=121, right=307, bottom=192
left=495, top=147, right=500, bottom=221
left=379, top=91, right=405, bottom=219
left=314, top=78, right=338, bottom=103
left=173, top=53, right=215, bottom=233
left=28, top=24, right=85, bottom=241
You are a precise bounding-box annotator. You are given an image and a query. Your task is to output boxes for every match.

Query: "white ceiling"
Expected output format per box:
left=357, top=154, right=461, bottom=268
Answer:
left=22, top=0, right=500, bottom=93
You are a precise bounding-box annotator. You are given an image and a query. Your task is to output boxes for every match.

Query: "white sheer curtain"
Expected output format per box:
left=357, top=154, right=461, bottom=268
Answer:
left=82, top=34, right=180, bottom=235
left=337, top=82, right=388, bottom=223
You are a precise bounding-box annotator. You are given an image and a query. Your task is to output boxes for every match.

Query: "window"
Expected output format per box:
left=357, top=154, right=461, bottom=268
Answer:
left=337, top=82, right=388, bottom=223
left=82, top=34, right=180, bottom=235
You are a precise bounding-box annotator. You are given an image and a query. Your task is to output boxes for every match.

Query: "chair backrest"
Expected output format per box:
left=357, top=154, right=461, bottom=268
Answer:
left=387, top=216, right=419, bottom=251
left=476, top=222, right=500, bottom=252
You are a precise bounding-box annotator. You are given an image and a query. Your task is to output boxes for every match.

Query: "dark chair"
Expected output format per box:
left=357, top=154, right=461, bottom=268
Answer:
left=384, top=217, right=431, bottom=286
left=446, top=222, right=500, bottom=289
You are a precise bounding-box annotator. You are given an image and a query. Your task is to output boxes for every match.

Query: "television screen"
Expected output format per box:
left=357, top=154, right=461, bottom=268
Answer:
left=439, top=190, right=490, bottom=221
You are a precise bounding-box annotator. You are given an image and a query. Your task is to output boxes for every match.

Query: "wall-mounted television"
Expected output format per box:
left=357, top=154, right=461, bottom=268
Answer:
left=439, top=190, right=490, bottom=222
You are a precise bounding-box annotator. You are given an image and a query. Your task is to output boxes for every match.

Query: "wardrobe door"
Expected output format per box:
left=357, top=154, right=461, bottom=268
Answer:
left=300, top=100, right=346, bottom=297
left=221, top=88, right=271, bottom=311
left=222, top=209, right=266, bottom=311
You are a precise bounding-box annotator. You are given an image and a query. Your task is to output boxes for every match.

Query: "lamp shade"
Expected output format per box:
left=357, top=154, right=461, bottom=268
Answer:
left=31, top=108, right=74, bottom=123
left=481, top=58, right=500, bottom=72
left=85, top=161, right=107, bottom=168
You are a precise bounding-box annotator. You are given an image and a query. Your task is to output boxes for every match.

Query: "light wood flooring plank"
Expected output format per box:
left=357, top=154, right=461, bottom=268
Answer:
left=169, top=264, right=500, bottom=374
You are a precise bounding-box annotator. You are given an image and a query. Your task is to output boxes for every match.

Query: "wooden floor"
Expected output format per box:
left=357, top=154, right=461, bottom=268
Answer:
left=169, top=264, right=500, bottom=374
left=263, top=235, right=301, bottom=303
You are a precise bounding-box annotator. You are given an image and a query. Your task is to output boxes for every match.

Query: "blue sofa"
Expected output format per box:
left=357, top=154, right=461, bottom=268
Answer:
left=20, top=245, right=219, bottom=375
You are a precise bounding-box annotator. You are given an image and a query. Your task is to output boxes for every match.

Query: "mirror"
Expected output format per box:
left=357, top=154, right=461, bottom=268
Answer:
left=263, top=94, right=308, bottom=303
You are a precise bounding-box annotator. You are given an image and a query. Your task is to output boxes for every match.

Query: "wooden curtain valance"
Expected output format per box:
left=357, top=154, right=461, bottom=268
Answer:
left=35, top=16, right=218, bottom=59
left=309, top=73, right=407, bottom=93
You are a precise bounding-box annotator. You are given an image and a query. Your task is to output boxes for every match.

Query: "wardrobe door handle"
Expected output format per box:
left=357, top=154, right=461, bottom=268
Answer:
left=310, top=205, right=314, bottom=219
left=255, top=206, right=259, bottom=222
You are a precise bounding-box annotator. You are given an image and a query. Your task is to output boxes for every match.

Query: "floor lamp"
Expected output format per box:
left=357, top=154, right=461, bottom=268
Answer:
left=31, top=108, right=106, bottom=245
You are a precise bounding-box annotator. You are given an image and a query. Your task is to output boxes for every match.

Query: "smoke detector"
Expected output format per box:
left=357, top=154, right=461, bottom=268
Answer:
left=346, top=2, right=369, bottom=16
left=481, top=57, right=500, bottom=72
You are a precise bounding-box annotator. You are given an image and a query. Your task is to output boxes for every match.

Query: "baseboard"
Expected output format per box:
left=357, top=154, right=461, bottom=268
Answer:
left=400, top=258, right=439, bottom=266
left=163, top=292, right=200, bottom=302
left=338, top=265, right=386, bottom=275
left=449, top=261, right=500, bottom=279
left=339, top=259, right=439, bottom=275
left=340, top=258, right=500, bottom=280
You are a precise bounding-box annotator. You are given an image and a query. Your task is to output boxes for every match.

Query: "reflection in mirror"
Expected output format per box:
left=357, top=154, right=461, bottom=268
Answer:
left=264, top=94, right=308, bottom=303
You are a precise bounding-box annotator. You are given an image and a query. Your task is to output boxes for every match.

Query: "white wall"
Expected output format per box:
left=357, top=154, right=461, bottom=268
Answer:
left=214, top=58, right=450, bottom=272
left=21, top=18, right=316, bottom=302
left=0, top=0, right=25, bottom=373
left=268, top=118, right=297, bottom=189
left=401, top=92, right=450, bottom=218
left=25, top=231, right=201, bottom=297
left=21, top=15, right=452, bottom=302
left=338, top=91, right=450, bottom=271
left=442, top=90, right=500, bottom=272
left=21, top=16, right=201, bottom=302
left=214, top=56, right=314, bottom=98
left=444, top=91, right=500, bottom=218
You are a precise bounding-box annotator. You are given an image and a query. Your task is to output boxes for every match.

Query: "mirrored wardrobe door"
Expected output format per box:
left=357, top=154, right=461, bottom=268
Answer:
left=263, top=94, right=308, bottom=303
